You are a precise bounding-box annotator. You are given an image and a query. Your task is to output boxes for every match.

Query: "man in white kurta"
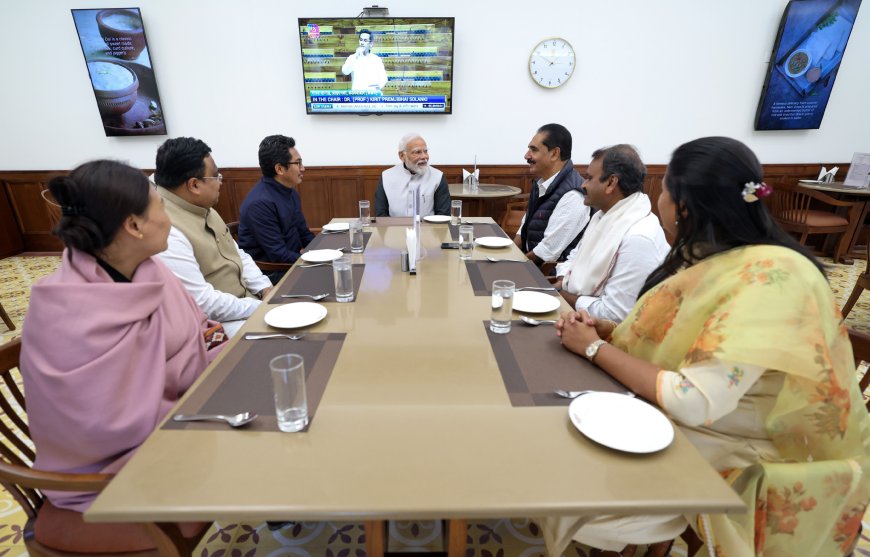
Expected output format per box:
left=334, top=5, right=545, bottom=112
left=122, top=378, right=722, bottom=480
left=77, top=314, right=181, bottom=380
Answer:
left=554, top=144, right=669, bottom=323
left=374, top=133, right=451, bottom=217
left=341, top=29, right=387, bottom=92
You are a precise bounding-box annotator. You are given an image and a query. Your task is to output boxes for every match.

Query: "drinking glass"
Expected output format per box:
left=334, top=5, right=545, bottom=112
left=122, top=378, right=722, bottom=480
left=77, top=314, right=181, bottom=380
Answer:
left=359, top=200, right=371, bottom=227
left=458, top=225, right=474, bottom=260
left=333, top=255, right=354, bottom=302
left=349, top=220, right=364, bottom=253
left=490, top=280, right=515, bottom=334
left=270, top=354, right=309, bottom=432
left=450, top=200, right=462, bottom=225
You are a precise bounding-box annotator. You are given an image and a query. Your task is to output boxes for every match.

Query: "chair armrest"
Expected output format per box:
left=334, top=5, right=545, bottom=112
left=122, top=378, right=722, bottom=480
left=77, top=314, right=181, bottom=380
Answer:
left=801, top=188, right=862, bottom=208
left=0, top=460, right=112, bottom=492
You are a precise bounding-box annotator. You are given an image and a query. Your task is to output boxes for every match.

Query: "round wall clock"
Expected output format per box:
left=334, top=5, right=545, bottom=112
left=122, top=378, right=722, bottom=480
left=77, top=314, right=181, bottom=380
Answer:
left=529, top=38, right=575, bottom=89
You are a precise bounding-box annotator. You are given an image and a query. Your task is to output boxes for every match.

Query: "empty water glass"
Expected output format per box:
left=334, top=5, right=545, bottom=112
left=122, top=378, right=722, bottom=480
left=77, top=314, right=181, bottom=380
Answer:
left=359, top=200, right=371, bottom=227
left=458, top=225, right=473, bottom=260
left=490, top=280, right=515, bottom=334
left=349, top=220, right=364, bottom=253
left=450, top=200, right=462, bottom=225
left=270, top=353, right=309, bottom=432
left=333, top=255, right=354, bottom=302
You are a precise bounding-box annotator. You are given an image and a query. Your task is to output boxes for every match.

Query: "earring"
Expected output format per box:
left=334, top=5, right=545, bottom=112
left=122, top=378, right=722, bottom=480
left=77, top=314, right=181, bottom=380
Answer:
left=139, top=233, right=144, bottom=239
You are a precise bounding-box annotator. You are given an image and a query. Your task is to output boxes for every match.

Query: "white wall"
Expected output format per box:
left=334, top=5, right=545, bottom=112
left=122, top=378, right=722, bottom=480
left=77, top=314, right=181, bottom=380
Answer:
left=0, top=0, right=868, bottom=170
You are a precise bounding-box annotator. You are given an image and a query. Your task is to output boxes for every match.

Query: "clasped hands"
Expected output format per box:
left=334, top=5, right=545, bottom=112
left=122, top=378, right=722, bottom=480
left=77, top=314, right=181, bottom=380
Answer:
left=555, top=310, right=616, bottom=356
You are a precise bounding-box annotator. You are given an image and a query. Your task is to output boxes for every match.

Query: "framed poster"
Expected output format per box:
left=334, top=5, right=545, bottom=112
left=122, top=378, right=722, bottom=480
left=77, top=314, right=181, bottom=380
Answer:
left=71, top=8, right=167, bottom=136
left=755, top=0, right=861, bottom=130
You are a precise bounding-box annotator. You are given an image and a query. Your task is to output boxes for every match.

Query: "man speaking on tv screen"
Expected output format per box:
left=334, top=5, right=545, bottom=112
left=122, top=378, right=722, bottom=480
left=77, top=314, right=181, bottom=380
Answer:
left=341, top=29, right=387, bottom=92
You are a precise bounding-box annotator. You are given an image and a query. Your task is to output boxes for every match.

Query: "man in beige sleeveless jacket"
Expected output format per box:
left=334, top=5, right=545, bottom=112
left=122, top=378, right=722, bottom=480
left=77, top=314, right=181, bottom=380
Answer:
left=154, top=137, right=271, bottom=337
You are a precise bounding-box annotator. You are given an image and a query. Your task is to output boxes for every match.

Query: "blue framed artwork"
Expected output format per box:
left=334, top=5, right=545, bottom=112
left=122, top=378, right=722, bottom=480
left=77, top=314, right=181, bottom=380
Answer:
left=755, top=0, right=861, bottom=130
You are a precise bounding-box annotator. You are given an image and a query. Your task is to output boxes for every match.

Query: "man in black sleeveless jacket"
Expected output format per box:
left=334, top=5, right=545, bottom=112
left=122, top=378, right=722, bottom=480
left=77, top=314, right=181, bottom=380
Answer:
left=516, top=123, right=591, bottom=266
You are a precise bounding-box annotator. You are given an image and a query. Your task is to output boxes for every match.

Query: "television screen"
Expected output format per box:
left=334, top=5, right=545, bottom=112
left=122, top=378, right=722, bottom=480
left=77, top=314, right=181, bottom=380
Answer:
left=755, top=0, right=861, bottom=130
left=297, top=17, right=455, bottom=115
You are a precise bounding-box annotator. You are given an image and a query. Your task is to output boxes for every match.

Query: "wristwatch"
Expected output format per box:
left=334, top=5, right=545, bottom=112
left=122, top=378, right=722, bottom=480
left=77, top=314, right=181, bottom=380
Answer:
left=584, top=339, right=608, bottom=362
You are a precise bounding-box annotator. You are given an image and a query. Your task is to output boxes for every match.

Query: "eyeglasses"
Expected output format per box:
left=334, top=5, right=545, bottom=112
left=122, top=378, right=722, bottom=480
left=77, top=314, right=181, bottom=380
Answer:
left=285, top=160, right=303, bottom=167
left=199, top=173, right=223, bottom=183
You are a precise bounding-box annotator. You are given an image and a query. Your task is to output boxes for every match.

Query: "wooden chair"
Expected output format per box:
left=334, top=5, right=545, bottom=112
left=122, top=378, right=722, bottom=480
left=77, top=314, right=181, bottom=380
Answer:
left=0, top=338, right=208, bottom=556
left=227, top=221, right=292, bottom=273
left=499, top=193, right=529, bottom=238
left=842, top=243, right=870, bottom=319
left=848, top=328, right=870, bottom=414
left=769, top=182, right=861, bottom=263
left=0, top=300, right=14, bottom=331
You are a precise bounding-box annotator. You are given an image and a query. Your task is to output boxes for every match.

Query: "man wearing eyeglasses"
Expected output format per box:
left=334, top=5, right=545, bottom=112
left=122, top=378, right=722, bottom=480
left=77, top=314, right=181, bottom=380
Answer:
left=154, top=137, right=272, bottom=337
left=238, top=135, right=315, bottom=280
left=374, top=133, right=451, bottom=217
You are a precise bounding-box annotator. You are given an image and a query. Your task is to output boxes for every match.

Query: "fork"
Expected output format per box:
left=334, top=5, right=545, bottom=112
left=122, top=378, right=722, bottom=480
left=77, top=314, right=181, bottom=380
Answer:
left=515, top=286, right=558, bottom=292
left=244, top=333, right=306, bottom=341
left=321, top=230, right=346, bottom=235
left=485, top=256, right=526, bottom=263
left=554, top=389, right=636, bottom=399
left=280, top=293, right=329, bottom=301
left=298, top=262, right=332, bottom=268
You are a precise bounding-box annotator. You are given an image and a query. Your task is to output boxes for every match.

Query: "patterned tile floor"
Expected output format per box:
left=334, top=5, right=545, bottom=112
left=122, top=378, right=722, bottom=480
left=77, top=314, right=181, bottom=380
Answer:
left=1, top=254, right=870, bottom=556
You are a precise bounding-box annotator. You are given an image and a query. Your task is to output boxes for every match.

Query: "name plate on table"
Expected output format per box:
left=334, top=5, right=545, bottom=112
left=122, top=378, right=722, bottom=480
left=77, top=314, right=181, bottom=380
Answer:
left=464, top=260, right=553, bottom=295
left=484, top=322, right=626, bottom=407
left=449, top=222, right=508, bottom=241
left=270, top=264, right=365, bottom=304
left=164, top=333, right=346, bottom=432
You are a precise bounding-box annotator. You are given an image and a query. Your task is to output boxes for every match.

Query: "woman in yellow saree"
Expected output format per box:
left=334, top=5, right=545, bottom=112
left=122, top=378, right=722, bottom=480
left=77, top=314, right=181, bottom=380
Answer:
left=546, top=137, right=870, bottom=556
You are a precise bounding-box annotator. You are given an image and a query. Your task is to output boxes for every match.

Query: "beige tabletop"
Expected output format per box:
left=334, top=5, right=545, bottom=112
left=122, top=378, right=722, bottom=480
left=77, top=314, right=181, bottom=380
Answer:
left=449, top=183, right=522, bottom=199
left=798, top=180, right=870, bottom=196
left=87, top=217, right=743, bottom=524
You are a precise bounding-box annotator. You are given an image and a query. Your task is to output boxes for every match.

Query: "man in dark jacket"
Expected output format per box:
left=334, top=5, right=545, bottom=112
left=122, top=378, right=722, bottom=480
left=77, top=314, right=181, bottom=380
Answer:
left=516, top=123, right=591, bottom=266
left=238, top=135, right=315, bottom=282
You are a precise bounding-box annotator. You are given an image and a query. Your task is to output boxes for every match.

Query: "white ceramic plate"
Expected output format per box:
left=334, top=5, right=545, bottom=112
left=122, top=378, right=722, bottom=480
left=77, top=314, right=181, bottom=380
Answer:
left=568, top=392, right=674, bottom=453
left=322, top=222, right=350, bottom=232
left=511, top=290, right=561, bottom=313
left=300, top=249, right=344, bottom=263
left=475, top=236, right=513, bottom=248
left=264, top=302, right=328, bottom=329
left=423, top=215, right=451, bottom=223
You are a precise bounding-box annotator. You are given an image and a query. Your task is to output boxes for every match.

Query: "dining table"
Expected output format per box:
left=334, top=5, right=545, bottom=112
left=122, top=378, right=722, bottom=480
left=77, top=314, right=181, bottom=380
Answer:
left=86, top=217, right=744, bottom=556
left=448, top=183, right=523, bottom=218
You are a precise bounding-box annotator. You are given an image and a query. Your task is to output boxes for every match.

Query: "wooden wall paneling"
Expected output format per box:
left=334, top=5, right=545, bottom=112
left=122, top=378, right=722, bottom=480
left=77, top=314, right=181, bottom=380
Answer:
left=329, top=177, right=364, bottom=219
left=0, top=182, right=25, bottom=258
left=0, top=163, right=853, bottom=257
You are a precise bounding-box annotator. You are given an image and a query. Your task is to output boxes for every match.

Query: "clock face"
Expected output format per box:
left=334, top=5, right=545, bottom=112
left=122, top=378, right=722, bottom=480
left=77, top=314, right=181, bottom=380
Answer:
left=529, top=38, right=575, bottom=89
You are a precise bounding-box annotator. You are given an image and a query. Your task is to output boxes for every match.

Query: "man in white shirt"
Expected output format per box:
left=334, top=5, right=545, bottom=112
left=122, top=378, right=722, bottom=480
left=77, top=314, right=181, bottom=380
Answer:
left=554, top=144, right=670, bottom=322
left=374, top=133, right=451, bottom=217
left=516, top=123, right=591, bottom=266
left=154, top=137, right=272, bottom=337
left=341, top=29, right=388, bottom=92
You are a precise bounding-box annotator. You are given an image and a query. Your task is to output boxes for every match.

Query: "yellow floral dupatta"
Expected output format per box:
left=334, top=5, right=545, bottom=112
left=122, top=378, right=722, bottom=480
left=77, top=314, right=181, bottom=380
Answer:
left=612, top=245, right=870, bottom=556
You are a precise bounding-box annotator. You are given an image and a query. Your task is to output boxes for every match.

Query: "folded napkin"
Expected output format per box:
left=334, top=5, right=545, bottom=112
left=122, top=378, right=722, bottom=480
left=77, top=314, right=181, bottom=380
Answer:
left=818, top=166, right=839, bottom=183
left=463, top=168, right=479, bottom=185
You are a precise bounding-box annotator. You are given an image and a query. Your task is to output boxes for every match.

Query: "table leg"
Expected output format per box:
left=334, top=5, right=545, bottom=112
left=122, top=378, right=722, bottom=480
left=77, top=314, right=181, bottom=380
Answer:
left=365, top=520, right=386, bottom=557
left=445, top=519, right=467, bottom=557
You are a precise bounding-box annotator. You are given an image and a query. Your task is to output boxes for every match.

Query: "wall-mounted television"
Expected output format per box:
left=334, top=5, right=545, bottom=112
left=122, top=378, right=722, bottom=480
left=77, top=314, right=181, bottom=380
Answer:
left=755, top=0, right=861, bottom=130
left=297, top=17, right=455, bottom=115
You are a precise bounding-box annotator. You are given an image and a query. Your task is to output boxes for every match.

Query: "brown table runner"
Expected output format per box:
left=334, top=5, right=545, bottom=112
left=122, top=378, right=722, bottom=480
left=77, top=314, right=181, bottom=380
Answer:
left=269, top=264, right=365, bottom=304
left=164, top=333, right=346, bottom=432
left=306, top=231, right=373, bottom=251
left=448, top=222, right=508, bottom=240
left=464, top=260, right=553, bottom=295
left=483, top=322, right=626, bottom=407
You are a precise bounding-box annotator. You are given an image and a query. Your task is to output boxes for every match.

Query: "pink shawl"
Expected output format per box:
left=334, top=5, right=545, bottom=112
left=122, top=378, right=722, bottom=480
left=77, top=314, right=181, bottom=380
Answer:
left=21, top=249, right=218, bottom=511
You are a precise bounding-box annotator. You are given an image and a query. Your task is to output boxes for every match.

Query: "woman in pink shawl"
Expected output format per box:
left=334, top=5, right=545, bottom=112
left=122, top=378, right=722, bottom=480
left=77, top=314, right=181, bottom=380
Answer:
left=20, top=160, right=219, bottom=552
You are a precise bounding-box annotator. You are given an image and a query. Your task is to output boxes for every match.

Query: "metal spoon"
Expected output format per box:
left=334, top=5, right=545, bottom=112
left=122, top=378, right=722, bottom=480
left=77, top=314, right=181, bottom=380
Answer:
left=485, top=256, right=526, bottom=263
left=321, top=230, right=347, bottom=234
left=520, top=316, right=557, bottom=326
left=280, top=293, right=329, bottom=300
left=298, top=262, right=332, bottom=268
left=244, top=333, right=306, bottom=340
left=173, top=412, right=258, bottom=427
left=554, top=389, right=636, bottom=399
left=516, top=286, right=558, bottom=292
